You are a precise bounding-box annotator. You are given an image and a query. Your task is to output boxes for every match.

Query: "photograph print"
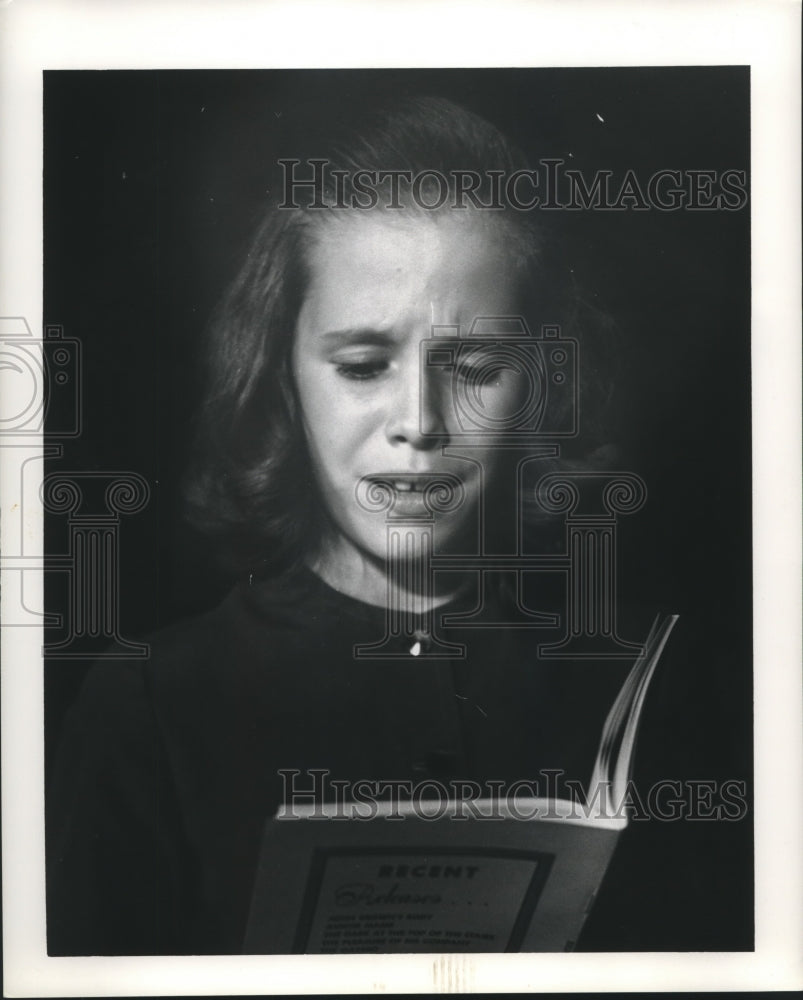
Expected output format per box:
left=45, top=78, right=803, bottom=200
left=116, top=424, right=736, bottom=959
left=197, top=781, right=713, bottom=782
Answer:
left=41, top=67, right=752, bottom=956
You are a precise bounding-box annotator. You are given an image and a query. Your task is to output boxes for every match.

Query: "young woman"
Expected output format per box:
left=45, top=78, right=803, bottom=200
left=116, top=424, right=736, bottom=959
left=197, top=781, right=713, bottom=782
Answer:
left=46, top=95, right=629, bottom=955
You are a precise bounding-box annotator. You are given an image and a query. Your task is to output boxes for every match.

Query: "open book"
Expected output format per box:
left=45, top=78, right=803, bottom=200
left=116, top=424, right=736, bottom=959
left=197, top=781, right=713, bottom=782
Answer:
left=244, top=614, right=679, bottom=954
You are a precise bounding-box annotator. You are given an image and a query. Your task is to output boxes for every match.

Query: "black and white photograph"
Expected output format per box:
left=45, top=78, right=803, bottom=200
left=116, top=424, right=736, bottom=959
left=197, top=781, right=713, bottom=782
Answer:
left=1, top=1, right=800, bottom=995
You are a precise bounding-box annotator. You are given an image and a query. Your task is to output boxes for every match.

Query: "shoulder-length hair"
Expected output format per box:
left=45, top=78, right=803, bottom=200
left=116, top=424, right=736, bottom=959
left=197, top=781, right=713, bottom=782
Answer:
left=184, top=95, right=613, bottom=576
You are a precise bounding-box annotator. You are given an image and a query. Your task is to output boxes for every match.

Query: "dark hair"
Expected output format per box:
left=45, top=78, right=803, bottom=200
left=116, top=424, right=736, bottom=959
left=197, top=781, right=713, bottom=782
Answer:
left=185, top=95, right=614, bottom=575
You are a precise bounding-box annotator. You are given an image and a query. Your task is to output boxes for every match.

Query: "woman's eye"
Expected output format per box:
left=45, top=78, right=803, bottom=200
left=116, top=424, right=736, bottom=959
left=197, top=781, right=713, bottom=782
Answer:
left=334, top=359, right=389, bottom=381
left=454, top=362, right=506, bottom=386
left=454, top=363, right=483, bottom=382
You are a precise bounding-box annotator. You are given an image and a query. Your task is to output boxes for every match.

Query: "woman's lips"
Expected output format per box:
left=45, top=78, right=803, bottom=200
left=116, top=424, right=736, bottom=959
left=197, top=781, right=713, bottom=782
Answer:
left=359, top=472, right=470, bottom=516
left=366, top=473, right=459, bottom=488
left=385, top=477, right=423, bottom=493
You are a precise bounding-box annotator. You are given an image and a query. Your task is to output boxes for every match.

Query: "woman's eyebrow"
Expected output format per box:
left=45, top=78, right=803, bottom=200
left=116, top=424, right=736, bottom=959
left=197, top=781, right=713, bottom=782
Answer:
left=320, top=327, right=396, bottom=347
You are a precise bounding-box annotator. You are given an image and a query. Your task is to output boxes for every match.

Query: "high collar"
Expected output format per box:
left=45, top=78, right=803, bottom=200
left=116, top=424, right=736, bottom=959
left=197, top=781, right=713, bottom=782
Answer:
left=236, top=562, right=482, bottom=632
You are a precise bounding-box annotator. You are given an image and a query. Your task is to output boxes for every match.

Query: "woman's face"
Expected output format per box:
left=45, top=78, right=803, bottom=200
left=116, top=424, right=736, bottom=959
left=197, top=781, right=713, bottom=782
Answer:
left=292, top=210, right=529, bottom=579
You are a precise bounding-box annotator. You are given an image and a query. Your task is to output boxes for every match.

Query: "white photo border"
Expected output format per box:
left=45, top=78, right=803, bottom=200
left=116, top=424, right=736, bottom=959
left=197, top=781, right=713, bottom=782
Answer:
left=1, top=0, right=801, bottom=994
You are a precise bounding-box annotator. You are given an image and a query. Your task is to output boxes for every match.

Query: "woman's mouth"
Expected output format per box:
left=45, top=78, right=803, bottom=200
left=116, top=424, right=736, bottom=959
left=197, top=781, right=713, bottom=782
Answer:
left=386, top=477, right=423, bottom=493
left=356, top=473, right=468, bottom=518
left=367, top=473, right=455, bottom=493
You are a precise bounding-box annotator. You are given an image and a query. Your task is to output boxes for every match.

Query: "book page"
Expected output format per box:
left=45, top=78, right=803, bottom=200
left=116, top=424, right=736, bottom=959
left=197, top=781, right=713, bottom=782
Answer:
left=245, top=802, right=623, bottom=955
left=297, top=851, right=548, bottom=953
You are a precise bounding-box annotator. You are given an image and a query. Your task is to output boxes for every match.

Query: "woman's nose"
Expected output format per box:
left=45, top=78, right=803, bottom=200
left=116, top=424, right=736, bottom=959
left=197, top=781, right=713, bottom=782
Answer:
left=386, top=357, right=449, bottom=450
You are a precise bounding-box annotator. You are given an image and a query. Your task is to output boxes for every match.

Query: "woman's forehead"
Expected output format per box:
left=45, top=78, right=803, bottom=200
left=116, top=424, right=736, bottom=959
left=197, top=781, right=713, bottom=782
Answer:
left=298, top=210, right=524, bottom=331
left=305, top=209, right=522, bottom=285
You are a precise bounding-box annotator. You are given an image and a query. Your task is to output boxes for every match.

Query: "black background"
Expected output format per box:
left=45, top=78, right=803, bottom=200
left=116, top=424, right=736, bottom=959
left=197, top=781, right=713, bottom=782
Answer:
left=43, top=68, right=752, bottom=951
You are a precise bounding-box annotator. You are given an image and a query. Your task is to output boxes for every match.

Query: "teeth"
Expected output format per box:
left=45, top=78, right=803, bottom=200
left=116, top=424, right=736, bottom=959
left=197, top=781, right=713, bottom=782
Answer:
left=366, top=476, right=428, bottom=493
